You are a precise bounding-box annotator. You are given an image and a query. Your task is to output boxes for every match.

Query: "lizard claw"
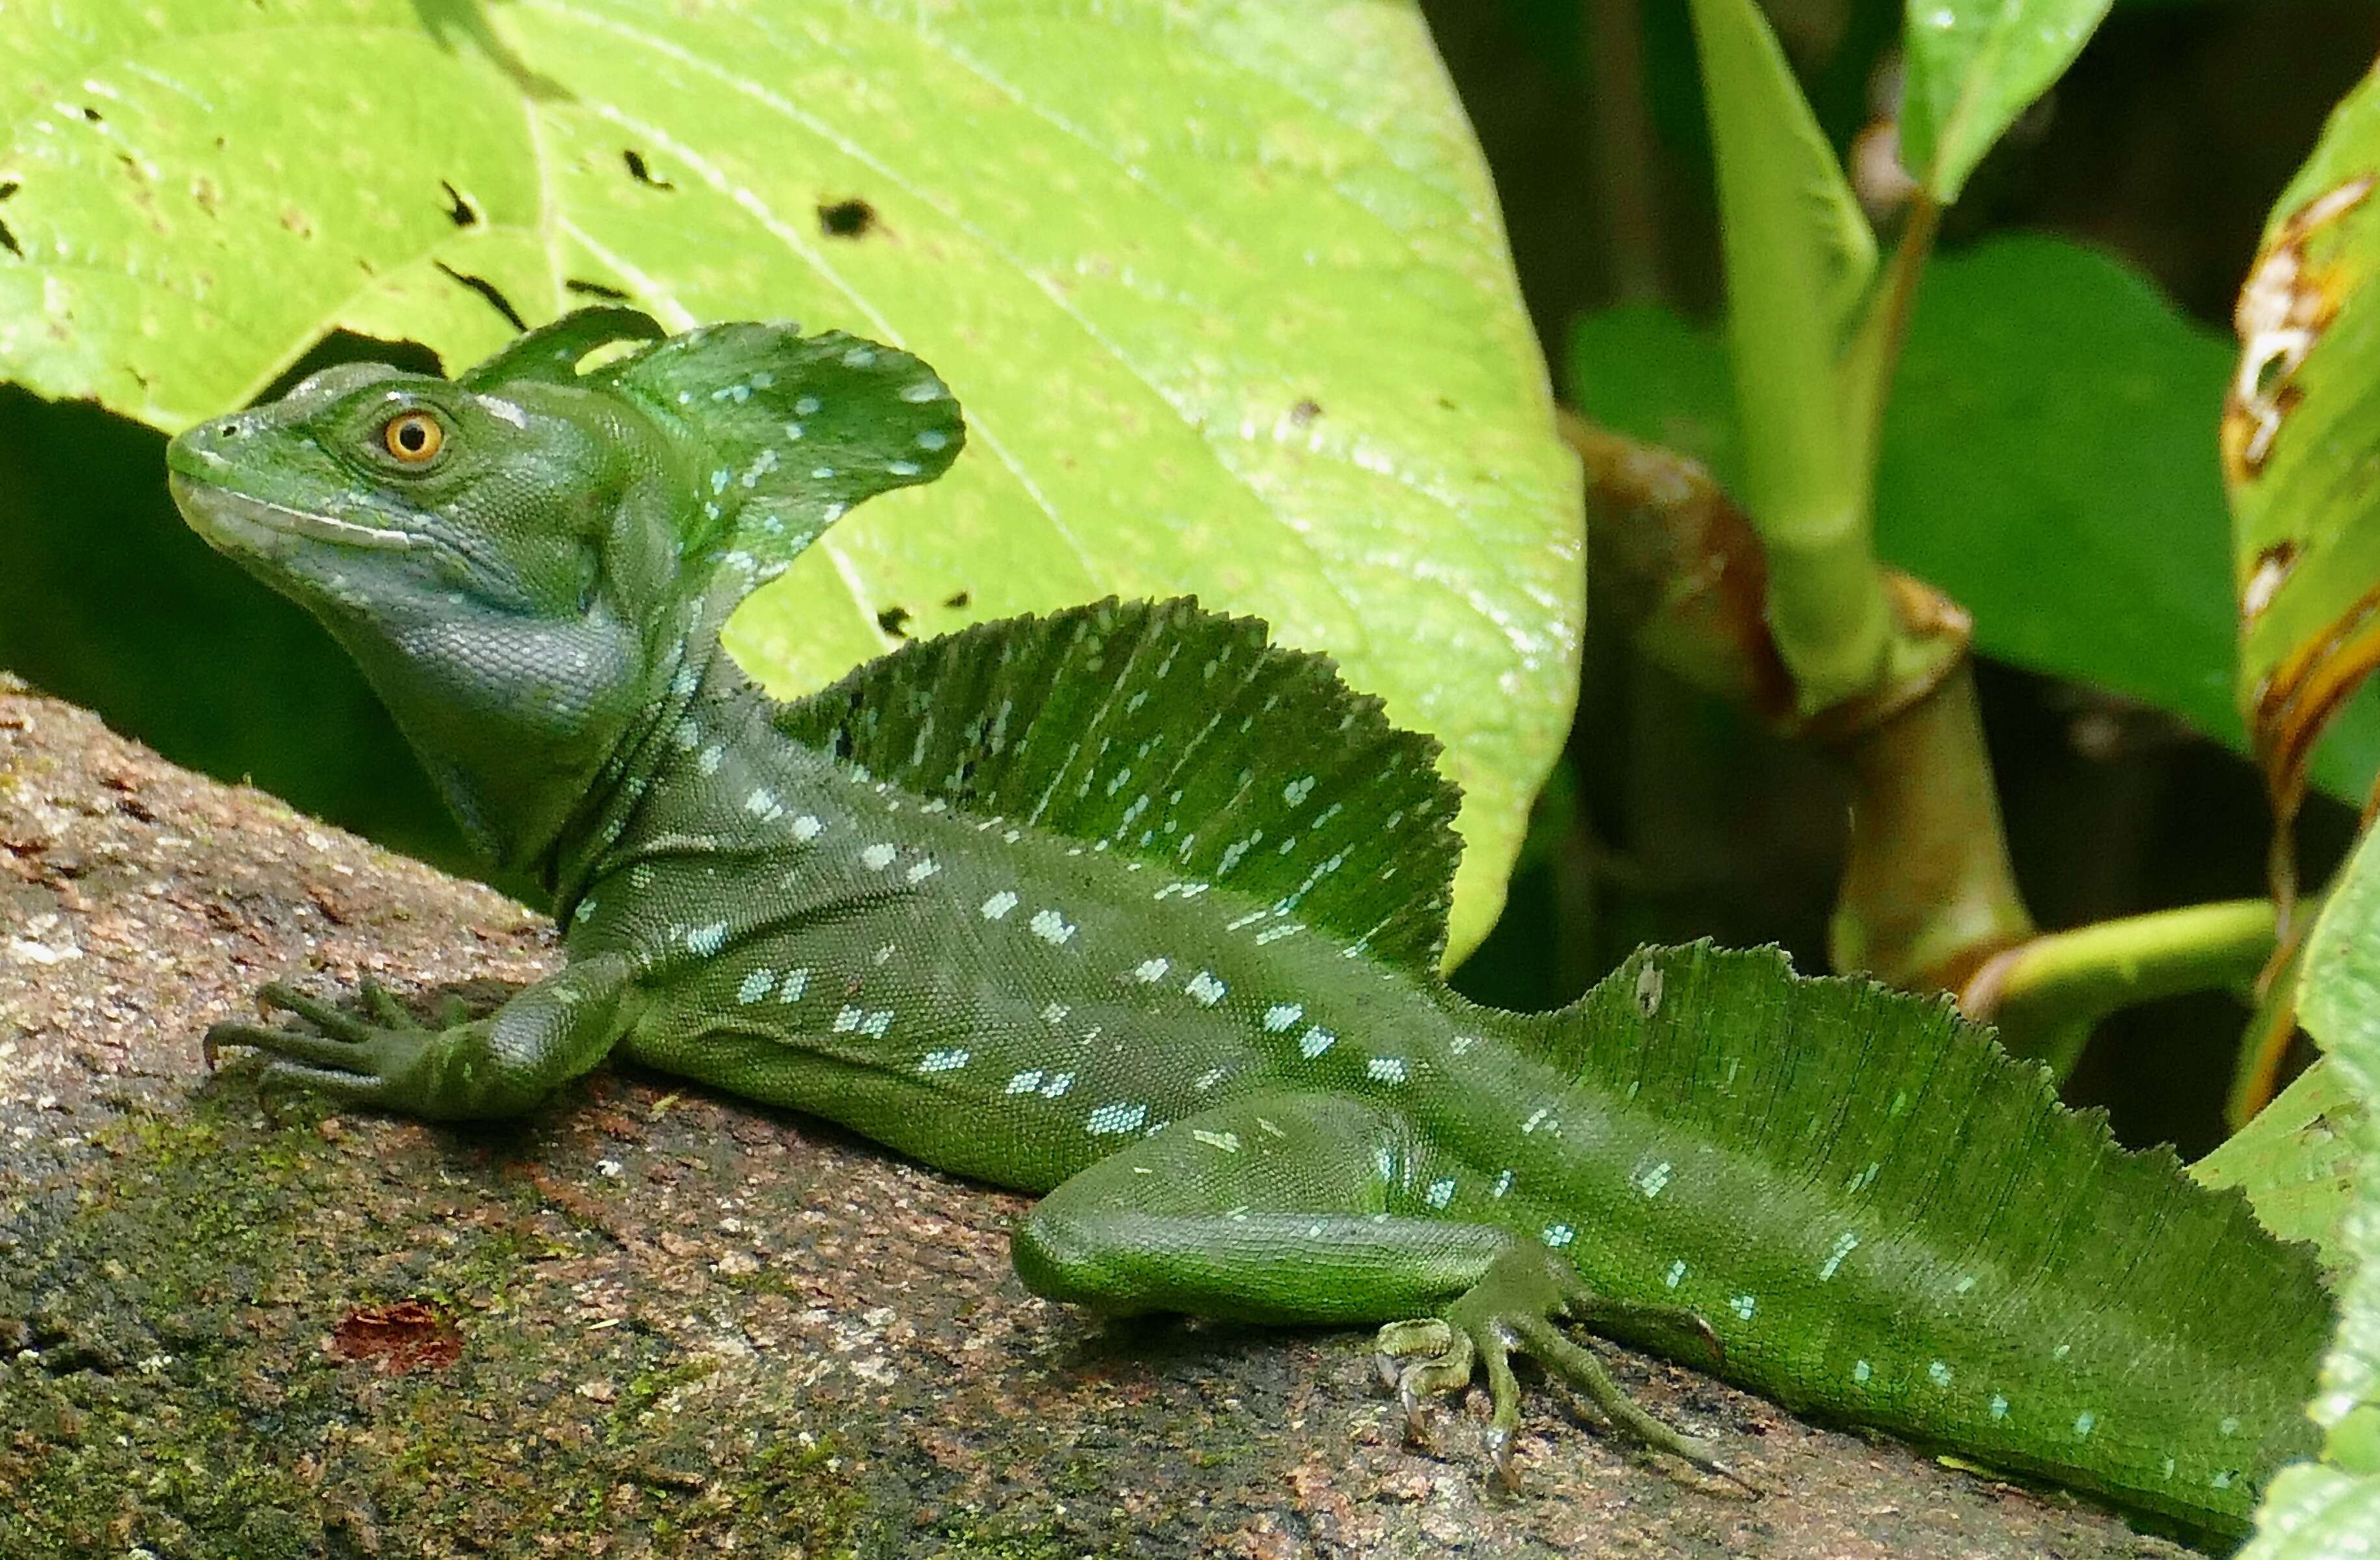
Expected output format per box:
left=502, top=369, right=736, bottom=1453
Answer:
left=1374, top=1242, right=1748, bottom=1496
left=200, top=979, right=451, bottom=1109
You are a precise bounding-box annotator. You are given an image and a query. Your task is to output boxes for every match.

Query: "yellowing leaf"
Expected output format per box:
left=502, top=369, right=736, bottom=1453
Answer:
left=2224, top=67, right=2380, bottom=857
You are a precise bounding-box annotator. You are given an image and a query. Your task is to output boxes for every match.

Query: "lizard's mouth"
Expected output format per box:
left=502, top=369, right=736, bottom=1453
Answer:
left=168, top=474, right=421, bottom=553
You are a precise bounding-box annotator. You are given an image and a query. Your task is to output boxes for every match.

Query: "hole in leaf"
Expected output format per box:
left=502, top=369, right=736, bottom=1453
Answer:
left=622, top=150, right=674, bottom=190
left=439, top=180, right=479, bottom=228
left=818, top=198, right=877, bottom=238
left=944, top=589, right=971, bottom=610
left=433, top=262, right=529, bottom=332
left=565, top=276, right=630, bottom=300
left=1289, top=399, right=1322, bottom=426
left=876, top=604, right=913, bottom=638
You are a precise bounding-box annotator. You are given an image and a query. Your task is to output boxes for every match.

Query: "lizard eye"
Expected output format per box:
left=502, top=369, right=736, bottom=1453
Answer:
left=381, top=409, right=446, bottom=464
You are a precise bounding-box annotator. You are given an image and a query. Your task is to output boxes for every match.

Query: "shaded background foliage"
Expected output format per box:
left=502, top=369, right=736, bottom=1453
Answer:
left=2, top=0, right=2372, bottom=1156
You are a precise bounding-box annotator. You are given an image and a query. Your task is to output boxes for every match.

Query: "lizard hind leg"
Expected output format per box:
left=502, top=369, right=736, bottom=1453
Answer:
left=1011, top=1090, right=1740, bottom=1489
left=1375, top=1241, right=1745, bottom=1490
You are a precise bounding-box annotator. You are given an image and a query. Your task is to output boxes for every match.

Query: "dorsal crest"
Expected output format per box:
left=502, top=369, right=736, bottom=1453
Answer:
left=777, top=598, right=1468, bottom=972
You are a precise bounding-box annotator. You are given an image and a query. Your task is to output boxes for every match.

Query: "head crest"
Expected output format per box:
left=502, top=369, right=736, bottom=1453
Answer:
left=467, top=309, right=967, bottom=582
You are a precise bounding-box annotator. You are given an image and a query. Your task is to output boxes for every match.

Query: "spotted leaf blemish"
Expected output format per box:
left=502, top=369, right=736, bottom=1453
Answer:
left=980, top=890, right=1019, bottom=920
left=1185, top=971, right=1227, bottom=1006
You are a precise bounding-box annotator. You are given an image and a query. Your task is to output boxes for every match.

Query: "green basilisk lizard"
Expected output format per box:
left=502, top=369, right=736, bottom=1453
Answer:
left=167, top=308, right=2329, bottom=1538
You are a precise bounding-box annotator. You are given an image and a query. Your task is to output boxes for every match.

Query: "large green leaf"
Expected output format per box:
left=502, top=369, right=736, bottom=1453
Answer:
left=0, top=0, right=1577, bottom=961
left=2195, top=1056, right=2366, bottom=1277
left=2237, top=821, right=2380, bottom=1553
left=2225, top=66, right=2380, bottom=851
left=1897, top=0, right=2116, bottom=204
left=1568, top=234, right=2380, bottom=798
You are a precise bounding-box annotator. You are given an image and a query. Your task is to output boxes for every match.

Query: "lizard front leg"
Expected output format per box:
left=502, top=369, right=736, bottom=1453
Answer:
left=204, top=951, right=644, bottom=1120
left=1011, top=1091, right=1735, bottom=1485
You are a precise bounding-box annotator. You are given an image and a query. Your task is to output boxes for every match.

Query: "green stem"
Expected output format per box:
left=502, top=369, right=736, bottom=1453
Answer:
left=1962, top=900, right=2280, bottom=1079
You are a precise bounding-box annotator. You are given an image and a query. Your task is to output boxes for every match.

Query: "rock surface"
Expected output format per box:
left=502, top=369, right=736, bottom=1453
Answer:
left=0, top=675, right=2193, bottom=1559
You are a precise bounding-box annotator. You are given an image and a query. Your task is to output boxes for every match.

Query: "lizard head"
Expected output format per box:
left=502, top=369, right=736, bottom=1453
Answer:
left=166, top=307, right=965, bottom=872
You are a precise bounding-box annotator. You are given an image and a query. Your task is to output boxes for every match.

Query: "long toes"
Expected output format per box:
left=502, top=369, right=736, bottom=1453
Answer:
left=256, top=1058, right=395, bottom=1102
left=1375, top=1317, right=1451, bottom=1360
left=206, top=1021, right=374, bottom=1075
left=358, top=978, right=415, bottom=1027
left=1508, top=1312, right=1723, bottom=1473
left=256, top=982, right=377, bottom=1043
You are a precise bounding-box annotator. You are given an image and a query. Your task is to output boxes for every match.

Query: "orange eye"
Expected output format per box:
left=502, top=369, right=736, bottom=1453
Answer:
left=381, top=410, right=445, bottom=463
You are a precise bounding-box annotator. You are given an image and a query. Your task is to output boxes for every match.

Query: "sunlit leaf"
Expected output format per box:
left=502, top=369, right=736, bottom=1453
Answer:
left=0, top=0, right=1579, bottom=960
left=2224, top=66, right=2380, bottom=859
left=2195, top=1056, right=2365, bottom=1277
left=2238, top=816, right=2380, bottom=1548
left=1897, top=0, right=2115, bottom=204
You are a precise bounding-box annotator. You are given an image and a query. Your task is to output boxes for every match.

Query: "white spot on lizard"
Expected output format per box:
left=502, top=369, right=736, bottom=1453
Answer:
left=1086, top=1102, right=1148, bottom=1135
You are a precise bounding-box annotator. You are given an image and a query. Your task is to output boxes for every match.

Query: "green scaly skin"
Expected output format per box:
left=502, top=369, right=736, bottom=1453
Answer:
left=168, top=311, right=2327, bottom=1539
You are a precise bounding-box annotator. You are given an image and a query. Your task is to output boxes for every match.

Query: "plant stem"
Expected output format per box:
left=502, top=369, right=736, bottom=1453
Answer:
left=1962, top=900, right=2280, bottom=1079
left=1584, top=0, right=1662, bottom=303
left=1830, top=655, right=2033, bottom=992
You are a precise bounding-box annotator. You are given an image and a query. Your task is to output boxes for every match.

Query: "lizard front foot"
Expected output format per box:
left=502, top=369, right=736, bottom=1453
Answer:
left=1373, top=1241, right=1748, bottom=1492
left=204, top=978, right=495, bottom=1117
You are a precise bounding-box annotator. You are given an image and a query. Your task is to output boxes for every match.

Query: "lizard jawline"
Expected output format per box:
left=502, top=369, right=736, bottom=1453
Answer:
left=172, top=477, right=420, bottom=553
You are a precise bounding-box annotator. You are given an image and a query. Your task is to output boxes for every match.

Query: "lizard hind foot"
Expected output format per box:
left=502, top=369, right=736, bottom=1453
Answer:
left=1372, top=1241, right=1749, bottom=1494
